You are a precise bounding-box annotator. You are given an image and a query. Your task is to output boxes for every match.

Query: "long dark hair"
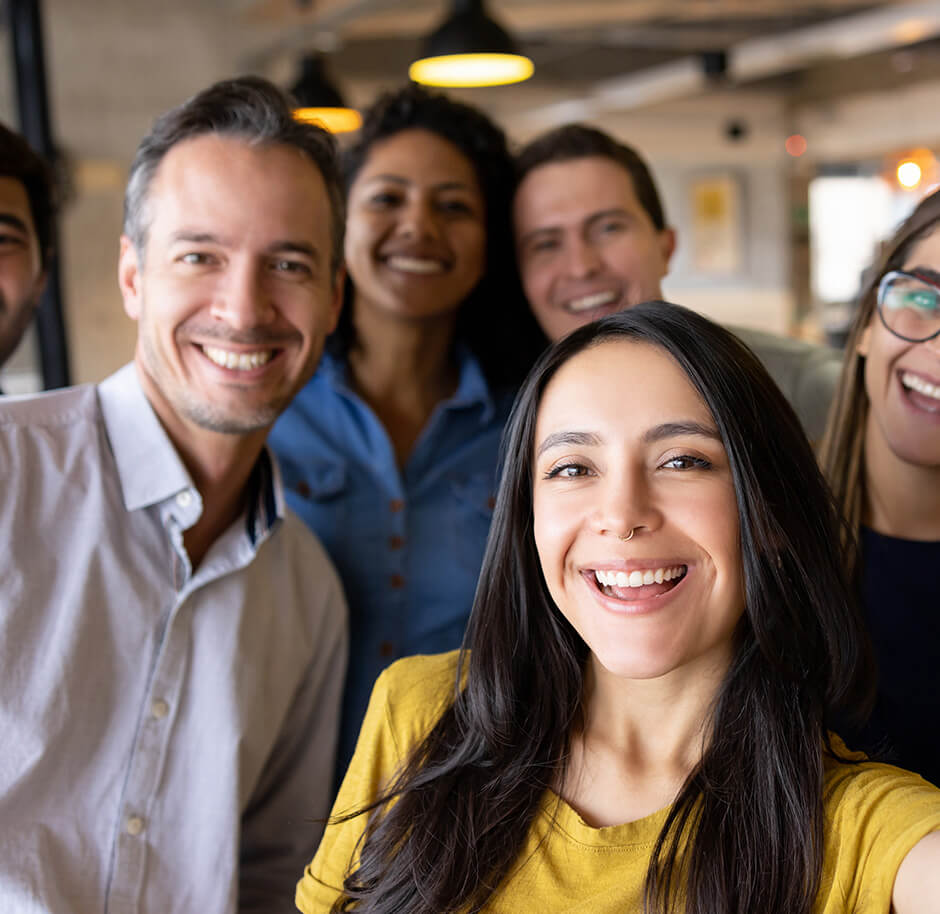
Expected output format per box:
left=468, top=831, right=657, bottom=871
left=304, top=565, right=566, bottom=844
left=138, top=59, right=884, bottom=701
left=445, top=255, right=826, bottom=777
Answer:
left=329, top=83, right=544, bottom=389
left=334, top=301, right=873, bottom=914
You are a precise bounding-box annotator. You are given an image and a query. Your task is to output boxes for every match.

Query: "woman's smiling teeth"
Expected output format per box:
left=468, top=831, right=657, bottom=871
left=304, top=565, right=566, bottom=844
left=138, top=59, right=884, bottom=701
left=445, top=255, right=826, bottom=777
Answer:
left=901, top=371, right=940, bottom=401
left=202, top=346, right=273, bottom=371
left=385, top=254, right=445, bottom=275
left=594, top=566, right=687, bottom=588
left=565, top=290, right=620, bottom=313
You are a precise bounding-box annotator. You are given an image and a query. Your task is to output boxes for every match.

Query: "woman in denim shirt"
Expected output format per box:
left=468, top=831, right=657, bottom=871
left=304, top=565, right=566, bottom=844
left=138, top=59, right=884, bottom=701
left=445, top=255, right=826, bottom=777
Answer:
left=270, top=85, right=542, bottom=777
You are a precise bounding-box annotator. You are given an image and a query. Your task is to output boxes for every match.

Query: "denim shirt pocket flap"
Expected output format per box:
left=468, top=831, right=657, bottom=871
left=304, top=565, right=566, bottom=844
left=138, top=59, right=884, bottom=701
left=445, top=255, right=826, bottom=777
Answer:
left=298, top=461, right=348, bottom=501
left=450, top=473, right=497, bottom=519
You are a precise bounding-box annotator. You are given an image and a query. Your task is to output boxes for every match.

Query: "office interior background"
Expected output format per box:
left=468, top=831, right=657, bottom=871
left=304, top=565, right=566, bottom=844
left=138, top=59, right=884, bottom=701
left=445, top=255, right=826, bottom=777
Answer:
left=2, top=0, right=939, bottom=393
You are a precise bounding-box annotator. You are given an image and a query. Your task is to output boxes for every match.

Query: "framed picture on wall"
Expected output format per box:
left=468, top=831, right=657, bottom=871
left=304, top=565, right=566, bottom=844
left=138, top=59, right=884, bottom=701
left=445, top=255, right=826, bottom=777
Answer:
left=689, top=173, right=745, bottom=276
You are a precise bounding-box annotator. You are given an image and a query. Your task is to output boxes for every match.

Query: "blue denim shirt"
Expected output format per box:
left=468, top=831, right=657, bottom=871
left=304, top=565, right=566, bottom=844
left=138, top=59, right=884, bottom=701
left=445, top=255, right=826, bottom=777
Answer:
left=270, top=346, right=515, bottom=776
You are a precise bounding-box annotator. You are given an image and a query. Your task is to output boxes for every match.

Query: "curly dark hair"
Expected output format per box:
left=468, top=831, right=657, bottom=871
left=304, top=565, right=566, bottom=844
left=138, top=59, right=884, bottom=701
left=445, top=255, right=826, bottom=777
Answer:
left=331, top=83, right=543, bottom=389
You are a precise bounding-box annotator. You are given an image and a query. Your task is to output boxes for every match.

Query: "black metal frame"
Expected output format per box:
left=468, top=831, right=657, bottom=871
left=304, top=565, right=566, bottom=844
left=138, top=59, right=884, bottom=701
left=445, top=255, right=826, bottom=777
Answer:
left=6, top=0, right=71, bottom=389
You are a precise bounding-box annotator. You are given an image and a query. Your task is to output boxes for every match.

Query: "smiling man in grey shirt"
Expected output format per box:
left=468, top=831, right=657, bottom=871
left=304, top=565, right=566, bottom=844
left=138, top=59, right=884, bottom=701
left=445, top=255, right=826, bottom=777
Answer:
left=0, top=77, right=347, bottom=913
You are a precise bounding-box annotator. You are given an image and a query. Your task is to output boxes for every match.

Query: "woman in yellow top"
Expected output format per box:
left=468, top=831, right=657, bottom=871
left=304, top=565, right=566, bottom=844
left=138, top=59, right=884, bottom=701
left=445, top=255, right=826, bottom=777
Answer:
left=298, top=301, right=940, bottom=914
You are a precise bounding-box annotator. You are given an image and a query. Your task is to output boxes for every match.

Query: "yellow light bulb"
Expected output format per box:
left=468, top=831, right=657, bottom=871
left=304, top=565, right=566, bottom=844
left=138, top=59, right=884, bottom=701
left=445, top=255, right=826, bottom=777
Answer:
left=897, top=160, right=922, bottom=189
left=293, top=107, right=362, bottom=134
left=409, top=53, right=534, bottom=87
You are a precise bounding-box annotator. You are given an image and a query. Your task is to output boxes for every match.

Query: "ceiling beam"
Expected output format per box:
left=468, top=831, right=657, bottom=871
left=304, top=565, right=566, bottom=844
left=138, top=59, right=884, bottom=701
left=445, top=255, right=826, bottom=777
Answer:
left=519, top=0, right=940, bottom=127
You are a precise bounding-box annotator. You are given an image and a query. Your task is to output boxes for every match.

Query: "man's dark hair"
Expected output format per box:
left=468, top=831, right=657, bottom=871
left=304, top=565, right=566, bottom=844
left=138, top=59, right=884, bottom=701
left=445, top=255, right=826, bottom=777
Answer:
left=124, top=75, right=344, bottom=275
left=515, top=123, right=667, bottom=231
left=0, top=123, right=56, bottom=270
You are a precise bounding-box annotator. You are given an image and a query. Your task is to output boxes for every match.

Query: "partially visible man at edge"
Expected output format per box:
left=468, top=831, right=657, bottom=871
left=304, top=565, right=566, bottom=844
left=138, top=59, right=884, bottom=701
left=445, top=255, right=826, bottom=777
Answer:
left=0, top=77, right=347, bottom=913
left=0, top=123, right=53, bottom=385
left=513, top=124, right=840, bottom=442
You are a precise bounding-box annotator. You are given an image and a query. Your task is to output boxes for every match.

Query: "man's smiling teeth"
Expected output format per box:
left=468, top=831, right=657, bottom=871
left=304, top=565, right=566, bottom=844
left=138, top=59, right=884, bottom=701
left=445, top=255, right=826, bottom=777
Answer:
left=202, top=346, right=273, bottom=371
left=595, top=566, right=686, bottom=588
left=902, top=371, right=940, bottom=400
left=565, top=290, right=619, bottom=313
left=386, top=255, right=445, bottom=275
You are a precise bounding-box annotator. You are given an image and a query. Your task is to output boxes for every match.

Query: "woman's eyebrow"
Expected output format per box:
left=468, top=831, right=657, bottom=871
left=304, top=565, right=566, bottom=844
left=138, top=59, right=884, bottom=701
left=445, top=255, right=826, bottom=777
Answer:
left=535, top=430, right=601, bottom=458
left=643, top=421, right=720, bottom=444
left=910, top=266, right=940, bottom=285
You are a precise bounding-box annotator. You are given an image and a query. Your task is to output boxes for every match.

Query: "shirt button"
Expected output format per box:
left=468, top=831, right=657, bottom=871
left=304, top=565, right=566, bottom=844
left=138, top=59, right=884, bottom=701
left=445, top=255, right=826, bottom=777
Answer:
left=388, top=535, right=404, bottom=550
left=151, top=699, right=169, bottom=719
left=126, top=815, right=145, bottom=836
left=295, top=481, right=311, bottom=498
left=390, top=573, right=405, bottom=588
left=389, top=498, right=404, bottom=513
left=379, top=641, right=396, bottom=658
left=176, top=491, right=193, bottom=508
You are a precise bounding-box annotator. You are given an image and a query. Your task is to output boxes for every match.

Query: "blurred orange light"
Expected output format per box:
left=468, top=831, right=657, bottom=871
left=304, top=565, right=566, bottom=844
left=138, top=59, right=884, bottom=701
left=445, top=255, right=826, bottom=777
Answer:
left=897, top=160, right=923, bottom=189
left=785, top=134, right=807, bottom=157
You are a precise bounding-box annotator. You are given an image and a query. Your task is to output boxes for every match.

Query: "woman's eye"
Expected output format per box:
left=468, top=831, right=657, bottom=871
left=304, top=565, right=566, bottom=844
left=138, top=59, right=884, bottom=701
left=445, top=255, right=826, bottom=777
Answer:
left=662, top=454, right=712, bottom=470
left=438, top=198, right=474, bottom=216
left=369, top=191, right=400, bottom=207
left=545, top=463, right=590, bottom=479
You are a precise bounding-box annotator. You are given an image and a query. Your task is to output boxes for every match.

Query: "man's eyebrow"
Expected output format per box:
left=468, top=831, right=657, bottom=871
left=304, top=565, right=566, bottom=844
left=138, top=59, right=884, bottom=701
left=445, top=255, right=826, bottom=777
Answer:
left=584, top=207, right=633, bottom=228
left=518, top=208, right=634, bottom=248
left=0, top=213, right=30, bottom=234
left=266, top=240, right=320, bottom=261
left=167, top=232, right=320, bottom=261
left=517, top=225, right=561, bottom=248
left=535, top=430, right=601, bottom=458
left=643, top=421, right=721, bottom=444
left=169, top=230, right=224, bottom=245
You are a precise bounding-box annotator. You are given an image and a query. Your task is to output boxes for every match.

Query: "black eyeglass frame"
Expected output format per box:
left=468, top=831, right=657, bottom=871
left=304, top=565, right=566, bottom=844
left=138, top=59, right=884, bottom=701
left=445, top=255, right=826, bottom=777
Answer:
left=876, top=269, right=940, bottom=343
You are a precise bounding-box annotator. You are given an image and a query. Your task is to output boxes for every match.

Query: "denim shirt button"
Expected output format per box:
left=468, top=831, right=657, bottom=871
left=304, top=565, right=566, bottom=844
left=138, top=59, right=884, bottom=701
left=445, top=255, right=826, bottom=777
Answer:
left=379, top=641, right=396, bottom=658
left=389, top=498, right=404, bottom=513
left=390, top=574, right=405, bottom=589
left=388, top=535, right=404, bottom=550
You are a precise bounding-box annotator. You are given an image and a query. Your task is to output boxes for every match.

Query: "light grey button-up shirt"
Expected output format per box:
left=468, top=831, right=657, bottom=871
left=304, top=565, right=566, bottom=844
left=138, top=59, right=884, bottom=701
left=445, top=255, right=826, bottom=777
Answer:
left=0, top=363, right=348, bottom=914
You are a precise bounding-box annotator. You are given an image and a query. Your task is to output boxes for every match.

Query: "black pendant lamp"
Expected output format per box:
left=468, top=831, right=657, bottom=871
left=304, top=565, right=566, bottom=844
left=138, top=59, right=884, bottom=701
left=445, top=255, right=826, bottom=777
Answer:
left=409, top=0, right=533, bottom=87
left=290, top=54, right=362, bottom=134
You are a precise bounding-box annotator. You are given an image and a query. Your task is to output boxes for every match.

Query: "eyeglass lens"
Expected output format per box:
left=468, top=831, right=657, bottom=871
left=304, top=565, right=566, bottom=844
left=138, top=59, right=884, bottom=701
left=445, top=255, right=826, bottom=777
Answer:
left=880, top=273, right=940, bottom=342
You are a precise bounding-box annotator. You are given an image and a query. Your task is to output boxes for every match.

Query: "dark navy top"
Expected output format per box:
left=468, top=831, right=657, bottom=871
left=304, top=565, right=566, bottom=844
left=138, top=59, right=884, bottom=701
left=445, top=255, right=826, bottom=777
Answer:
left=269, top=346, right=515, bottom=779
left=855, top=526, right=940, bottom=786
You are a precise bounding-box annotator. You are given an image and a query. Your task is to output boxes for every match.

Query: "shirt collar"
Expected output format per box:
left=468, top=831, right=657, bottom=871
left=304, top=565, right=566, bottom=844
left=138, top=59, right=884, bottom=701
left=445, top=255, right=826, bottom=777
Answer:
left=97, top=363, right=282, bottom=544
left=319, top=343, right=496, bottom=425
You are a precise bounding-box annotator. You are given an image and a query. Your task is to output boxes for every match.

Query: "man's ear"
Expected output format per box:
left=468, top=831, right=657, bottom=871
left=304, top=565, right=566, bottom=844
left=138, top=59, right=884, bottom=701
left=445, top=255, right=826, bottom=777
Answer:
left=659, top=227, right=677, bottom=271
left=118, top=236, right=143, bottom=321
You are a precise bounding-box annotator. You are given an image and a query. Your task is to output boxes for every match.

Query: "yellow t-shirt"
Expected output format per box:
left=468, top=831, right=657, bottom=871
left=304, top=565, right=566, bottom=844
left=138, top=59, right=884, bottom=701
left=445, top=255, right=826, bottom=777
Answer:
left=297, top=651, right=940, bottom=913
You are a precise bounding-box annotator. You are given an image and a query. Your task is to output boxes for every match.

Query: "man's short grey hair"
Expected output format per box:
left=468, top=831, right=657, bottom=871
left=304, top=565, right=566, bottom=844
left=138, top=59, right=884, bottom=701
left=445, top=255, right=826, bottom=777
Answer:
left=123, top=75, right=345, bottom=276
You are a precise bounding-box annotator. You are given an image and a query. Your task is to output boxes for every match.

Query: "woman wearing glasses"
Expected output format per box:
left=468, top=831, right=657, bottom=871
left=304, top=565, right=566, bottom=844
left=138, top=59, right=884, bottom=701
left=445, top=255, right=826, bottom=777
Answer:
left=822, top=189, right=940, bottom=785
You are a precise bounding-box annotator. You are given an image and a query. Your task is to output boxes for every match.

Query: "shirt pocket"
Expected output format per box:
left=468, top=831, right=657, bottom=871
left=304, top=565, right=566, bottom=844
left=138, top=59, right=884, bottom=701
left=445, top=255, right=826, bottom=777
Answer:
left=282, top=459, right=350, bottom=554
left=449, top=472, right=497, bottom=577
